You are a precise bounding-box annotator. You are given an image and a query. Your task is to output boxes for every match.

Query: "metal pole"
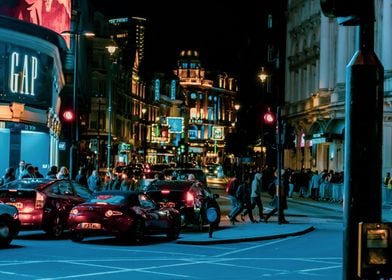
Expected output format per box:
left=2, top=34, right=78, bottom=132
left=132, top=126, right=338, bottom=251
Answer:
left=276, top=106, right=285, bottom=223
left=107, top=62, right=112, bottom=172
left=97, top=99, right=101, bottom=170
left=144, top=122, right=147, bottom=163
left=343, top=3, right=384, bottom=279
left=70, top=33, right=79, bottom=179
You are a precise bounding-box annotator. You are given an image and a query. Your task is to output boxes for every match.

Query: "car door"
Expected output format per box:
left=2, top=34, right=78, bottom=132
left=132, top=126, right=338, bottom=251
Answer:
left=138, top=194, right=168, bottom=230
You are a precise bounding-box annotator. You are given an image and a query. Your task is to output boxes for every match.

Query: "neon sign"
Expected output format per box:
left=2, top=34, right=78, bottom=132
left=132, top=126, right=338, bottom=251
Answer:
left=9, top=52, right=38, bottom=96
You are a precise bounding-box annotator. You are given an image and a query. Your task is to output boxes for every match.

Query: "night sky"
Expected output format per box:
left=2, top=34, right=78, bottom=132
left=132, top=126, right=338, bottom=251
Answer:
left=93, top=1, right=268, bottom=78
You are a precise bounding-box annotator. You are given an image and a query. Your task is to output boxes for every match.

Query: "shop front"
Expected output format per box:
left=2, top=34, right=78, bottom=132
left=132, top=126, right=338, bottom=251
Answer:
left=0, top=16, right=66, bottom=175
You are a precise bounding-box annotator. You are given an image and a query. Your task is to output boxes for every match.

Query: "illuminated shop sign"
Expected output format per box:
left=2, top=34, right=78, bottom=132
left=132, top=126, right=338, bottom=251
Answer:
left=167, top=117, right=184, bottom=134
left=0, top=42, right=53, bottom=108
left=212, top=126, right=224, bottom=140
left=151, top=124, right=169, bottom=143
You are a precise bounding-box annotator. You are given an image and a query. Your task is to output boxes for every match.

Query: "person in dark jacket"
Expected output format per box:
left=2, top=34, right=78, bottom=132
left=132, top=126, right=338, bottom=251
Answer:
left=75, top=167, right=88, bottom=187
left=264, top=169, right=289, bottom=224
left=1, top=167, right=16, bottom=185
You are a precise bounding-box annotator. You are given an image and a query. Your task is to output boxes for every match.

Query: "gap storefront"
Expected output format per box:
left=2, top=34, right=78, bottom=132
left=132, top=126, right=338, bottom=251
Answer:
left=0, top=16, right=66, bottom=176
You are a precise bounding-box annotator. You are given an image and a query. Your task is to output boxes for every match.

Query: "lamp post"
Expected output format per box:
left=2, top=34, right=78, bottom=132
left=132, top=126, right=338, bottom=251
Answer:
left=142, top=108, right=147, bottom=163
left=106, top=40, right=118, bottom=172
left=61, top=30, right=94, bottom=178
left=259, top=67, right=286, bottom=224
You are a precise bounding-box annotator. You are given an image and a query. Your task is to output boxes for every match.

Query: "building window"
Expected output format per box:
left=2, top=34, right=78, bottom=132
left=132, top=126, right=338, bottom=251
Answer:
left=268, top=14, right=273, bottom=29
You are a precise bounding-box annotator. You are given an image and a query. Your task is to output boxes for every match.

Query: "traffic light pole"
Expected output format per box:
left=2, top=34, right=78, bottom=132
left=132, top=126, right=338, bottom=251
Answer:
left=276, top=106, right=285, bottom=223
left=342, top=4, right=384, bottom=280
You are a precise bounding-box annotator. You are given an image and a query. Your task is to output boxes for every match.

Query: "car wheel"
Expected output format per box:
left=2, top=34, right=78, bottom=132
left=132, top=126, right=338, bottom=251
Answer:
left=132, top=219, right=145, bottom=244
left=167, top=217, right=181, bottom=240
left=70, top=231, right=84, bottom=242
left=0, top=219, right=12, bottom=247
left=46, top=215, right=64, bottom=238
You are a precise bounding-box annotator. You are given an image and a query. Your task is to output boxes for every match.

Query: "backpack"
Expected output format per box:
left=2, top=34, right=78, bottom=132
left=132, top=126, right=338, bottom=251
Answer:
left=226, top=178, right=238, bottom=196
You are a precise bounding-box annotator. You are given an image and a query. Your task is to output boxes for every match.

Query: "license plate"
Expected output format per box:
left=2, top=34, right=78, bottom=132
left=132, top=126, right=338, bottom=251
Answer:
left=6, top=202, right=23, bottom=209
left=80, top=223, right=101, bottom=230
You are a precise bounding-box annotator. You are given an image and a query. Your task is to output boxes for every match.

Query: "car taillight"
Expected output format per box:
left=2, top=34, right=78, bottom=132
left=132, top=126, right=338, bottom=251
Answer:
left=185, top=191, right=194, bottom=207
left=105, top=210, right=123, bottom=217
left=161, top=189, right=170, bottom=194
left=70, top=208, right=79, bottom=215
left=35, top=192, right=45, bottom=209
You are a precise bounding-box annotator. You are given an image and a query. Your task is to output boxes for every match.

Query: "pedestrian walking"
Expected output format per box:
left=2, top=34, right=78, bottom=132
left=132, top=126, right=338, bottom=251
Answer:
left=264, top=169, right=289, bottom=224
left=75, top=167, right=88, bottom=187
left=46, top=165, right=58, bottom=179
left=226, top=173, right=242, bottom=224
left=87, top=170, right=101, bottom=192
left=57, top=166, right=70, bottom=180
left=21, top=164, right=36, bottom=178
left=239, top=174, right=258, bottom=223
left=242, top=172, right=264, bottom=222
left=1, top=167, right=16, bottom=185
left=15, top=160, right=26, bottom=179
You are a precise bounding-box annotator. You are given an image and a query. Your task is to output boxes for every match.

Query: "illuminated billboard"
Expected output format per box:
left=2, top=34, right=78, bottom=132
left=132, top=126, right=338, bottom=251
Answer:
left=0, top=42, right=54, bottom=109
left=0, top=0, right=71, bottom=46
left=167, top=117, right=184, bottom=134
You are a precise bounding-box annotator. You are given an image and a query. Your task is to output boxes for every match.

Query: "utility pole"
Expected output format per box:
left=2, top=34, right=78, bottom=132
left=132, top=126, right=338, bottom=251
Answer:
left=320, top=1, right=384, bottom=279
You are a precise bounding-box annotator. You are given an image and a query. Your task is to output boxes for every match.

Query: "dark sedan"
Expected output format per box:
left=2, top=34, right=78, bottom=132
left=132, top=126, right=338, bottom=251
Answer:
left=0, top=178, right=92, bottom=238
left=67, top=191, right=181, bottom=243
left=141, top=179, right=221, bottom=230
left=0, top=201, right=20, bottom=247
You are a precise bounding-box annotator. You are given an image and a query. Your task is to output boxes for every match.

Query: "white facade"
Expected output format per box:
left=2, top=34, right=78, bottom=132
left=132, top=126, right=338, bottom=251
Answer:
left=284, top=0, right=392, bottom=174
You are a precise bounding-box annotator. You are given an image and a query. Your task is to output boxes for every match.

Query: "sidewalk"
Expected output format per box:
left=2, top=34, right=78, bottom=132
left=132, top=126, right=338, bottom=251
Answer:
left=176, top=194, right=392, bottom=245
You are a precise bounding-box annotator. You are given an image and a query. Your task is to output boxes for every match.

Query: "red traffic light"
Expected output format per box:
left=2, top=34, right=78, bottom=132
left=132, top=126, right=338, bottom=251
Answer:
left=62, top=110, right=75, bottom=122
left=263, top=108, right=275, bottom=124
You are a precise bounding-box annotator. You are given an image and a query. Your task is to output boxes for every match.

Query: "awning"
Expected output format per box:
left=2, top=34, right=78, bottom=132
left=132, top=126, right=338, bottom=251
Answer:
left=305, top=119, right=344, bottom=141
left=304, top=121, right=326, bottom=140
left=325, top=119, right=345, bottom=136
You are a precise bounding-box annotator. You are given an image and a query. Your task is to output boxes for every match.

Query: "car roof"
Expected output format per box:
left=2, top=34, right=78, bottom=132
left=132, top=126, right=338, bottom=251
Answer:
left=0, top=178, right=56, bottom=190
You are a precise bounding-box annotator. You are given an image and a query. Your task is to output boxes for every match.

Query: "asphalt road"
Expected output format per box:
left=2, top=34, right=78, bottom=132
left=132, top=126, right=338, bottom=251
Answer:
left=0, top=178, right=344, bottom=280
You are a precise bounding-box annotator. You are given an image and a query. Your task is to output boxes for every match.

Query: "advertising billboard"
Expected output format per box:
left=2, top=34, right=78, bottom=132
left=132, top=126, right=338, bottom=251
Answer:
left=167, top=117, right=184, bottom=134
left=0, top=0, right=71, bottom=46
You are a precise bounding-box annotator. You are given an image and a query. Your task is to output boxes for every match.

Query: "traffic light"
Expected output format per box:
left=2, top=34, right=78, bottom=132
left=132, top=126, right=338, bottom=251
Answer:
left=320, top=0, right=373, bottom=25
left=263, top=108, right=275, bottom=124
left=61, top=109, right=75, bottom=122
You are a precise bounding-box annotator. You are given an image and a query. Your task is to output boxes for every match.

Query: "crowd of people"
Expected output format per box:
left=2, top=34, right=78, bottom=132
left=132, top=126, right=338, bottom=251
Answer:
left=225, top=165, right=348, bottom=226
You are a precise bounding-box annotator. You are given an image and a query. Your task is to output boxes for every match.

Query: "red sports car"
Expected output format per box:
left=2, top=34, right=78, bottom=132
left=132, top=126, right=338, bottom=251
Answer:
left=0, top=178, right=92, bottom=238
left=67, top=191, right=181, bottom=243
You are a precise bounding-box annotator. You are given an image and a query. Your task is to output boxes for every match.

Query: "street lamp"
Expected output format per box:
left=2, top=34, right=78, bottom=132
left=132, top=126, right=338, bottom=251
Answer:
left=106, top=39, right=118, bottom=172
left=142, top=108, right=147, bottom=163
left=259, top=67, right=286, bottom=224
left=61, top=30, right=94, bottom=178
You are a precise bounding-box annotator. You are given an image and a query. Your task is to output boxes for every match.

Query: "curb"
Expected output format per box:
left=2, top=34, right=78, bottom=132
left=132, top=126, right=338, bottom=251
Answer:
left=176, top=225, right=316, bottom=245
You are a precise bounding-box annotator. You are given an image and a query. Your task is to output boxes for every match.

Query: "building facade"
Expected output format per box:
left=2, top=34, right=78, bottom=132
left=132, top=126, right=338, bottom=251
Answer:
left=284, top=0, right=392, bottom=175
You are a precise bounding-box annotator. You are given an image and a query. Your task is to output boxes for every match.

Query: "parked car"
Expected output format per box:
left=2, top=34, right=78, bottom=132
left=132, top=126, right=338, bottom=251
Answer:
left=0, top=178, right=92, bottom=238
left=140, top=179, right=221, bottom=230
left=67, top=191, right=181, bottom=243
left=162, top=168, right=208, bottom=187
left=0, top=201, right=20, bottom=247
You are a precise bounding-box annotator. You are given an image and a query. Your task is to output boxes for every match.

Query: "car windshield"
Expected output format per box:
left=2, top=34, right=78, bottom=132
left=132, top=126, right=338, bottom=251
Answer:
left=0, top=179, right=50, bottom=190
left=89, top=194, right=127, bottom=204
